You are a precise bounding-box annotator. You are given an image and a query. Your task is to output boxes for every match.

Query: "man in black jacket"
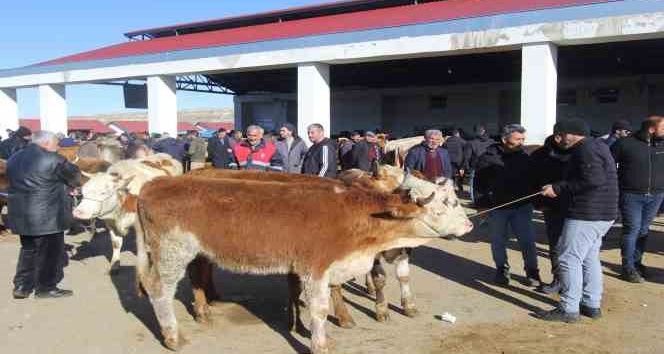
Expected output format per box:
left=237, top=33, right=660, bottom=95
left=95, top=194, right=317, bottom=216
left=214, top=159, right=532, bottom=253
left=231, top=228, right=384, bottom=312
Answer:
left=530, top=134, right=571, bottom=294
left=474, top=124, right=540, bottom=287
left=611, top=116, right=664, bottom=283
left=8, top=130, right=81, bottom=299
left=207, top=128, right=234, bottom=169
left=539, top=119, right=618, bottom=323
left=443, top=128, right=467, bottom=193
left=302, top=124, right=337, bottom=178
left=0, top=126, right=31, bottom=159
left=351, top=131, right=382, bottom=172
left=463, top=124, right=494, bottom=203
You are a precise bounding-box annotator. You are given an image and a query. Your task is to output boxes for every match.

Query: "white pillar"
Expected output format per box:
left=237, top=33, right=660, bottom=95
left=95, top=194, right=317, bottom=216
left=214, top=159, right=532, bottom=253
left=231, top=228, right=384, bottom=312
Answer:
left=147, top=75, right=178, bottom=137
left=298, top=63, right=330, bottom=144
left=0, top=88, right=19, bottom=139
left=521, top=42, right=558, bottom=144
left=39, top=84, right=67, bottom=135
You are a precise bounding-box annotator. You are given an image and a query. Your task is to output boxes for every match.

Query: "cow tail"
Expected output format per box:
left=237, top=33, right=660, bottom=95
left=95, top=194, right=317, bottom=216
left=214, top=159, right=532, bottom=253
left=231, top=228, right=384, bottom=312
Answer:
left=134, top=198, right=151, bottom=298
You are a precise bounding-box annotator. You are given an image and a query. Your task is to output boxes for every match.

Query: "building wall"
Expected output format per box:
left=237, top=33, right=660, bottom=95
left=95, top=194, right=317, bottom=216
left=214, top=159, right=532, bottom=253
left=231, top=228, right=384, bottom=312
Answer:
left=235, top=74, right=664, bottom=138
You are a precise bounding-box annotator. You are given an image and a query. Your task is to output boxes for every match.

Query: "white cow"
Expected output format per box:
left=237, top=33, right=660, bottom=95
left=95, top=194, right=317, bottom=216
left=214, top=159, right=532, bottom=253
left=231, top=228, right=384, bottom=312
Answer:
left=73, top=153, right=183, bottom=273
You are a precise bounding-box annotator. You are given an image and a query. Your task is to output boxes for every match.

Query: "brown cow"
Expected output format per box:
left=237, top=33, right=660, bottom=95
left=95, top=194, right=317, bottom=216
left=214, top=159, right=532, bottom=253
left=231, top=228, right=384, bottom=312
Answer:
left=135, top=172, right=472, bottom=353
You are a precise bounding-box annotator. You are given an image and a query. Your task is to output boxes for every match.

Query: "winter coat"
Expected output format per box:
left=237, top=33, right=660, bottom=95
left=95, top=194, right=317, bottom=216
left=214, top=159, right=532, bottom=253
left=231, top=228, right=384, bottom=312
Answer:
left=0, top=135, right=29, bottom=160
left=302, top=138, right=337, bottom=178
left=275, top=137, right=308, bottom=174
left=7, top=144, right=81, bottom=236
left=611, top=130, right=664, bottom=195
left=207, top=136, right=234, bottom=169
left=187, top=137, right=207, bottom=163
left=152, top=137, right=186, bottom=162
left=530, top=136, right=571, bottom=211
left=443, top=136, right=467, bottom=168
left=553, top=138, right=619, bottom=221
left=474, top=143, right=535, bottom=209
left=338, top=140, right=355, bottom=171
left=351, top=140, right=382, bottom=172
left=404, top=142, right=453, bottom=180
left=232, top=139, right=283, bottom=171
left=462, top=135, right=495, bottom=170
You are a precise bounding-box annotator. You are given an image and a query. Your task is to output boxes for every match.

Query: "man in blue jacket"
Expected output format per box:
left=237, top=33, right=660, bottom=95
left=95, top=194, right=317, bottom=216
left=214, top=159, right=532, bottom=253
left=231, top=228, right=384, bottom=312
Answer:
left=404, top=129, right=452, bottom=182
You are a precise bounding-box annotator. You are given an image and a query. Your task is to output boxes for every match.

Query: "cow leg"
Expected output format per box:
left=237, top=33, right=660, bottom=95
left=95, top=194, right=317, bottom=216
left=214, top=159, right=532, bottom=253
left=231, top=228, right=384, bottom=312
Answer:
left=107, top=230, right=123, bottom=275
left=304, top=275, right=331, bottom=354
left=371, top=260, right=389, bottom=322
left=330, top=284, right=356, bottom=329
left=287, top=272, right=305, bottom=333
left=395, top=250, right=418, bottom=317
left=187, top=256, right=212, bottom=324
left=365, top=269, right=376, bottom=296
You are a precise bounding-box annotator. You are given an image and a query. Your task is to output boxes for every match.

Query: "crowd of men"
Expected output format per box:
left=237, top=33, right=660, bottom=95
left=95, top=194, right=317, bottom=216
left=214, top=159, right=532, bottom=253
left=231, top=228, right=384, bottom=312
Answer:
left=3, top=115, right=664, bottom=326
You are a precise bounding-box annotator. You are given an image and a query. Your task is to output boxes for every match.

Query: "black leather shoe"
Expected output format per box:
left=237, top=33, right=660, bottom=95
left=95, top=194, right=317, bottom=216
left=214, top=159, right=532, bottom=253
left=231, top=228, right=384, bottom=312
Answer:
left=494, top=267, right=510, bottom=286
left=621, top=268, right=645, bottom=283
left=538, top=279, right=561, bottom=294
left=524, top=269, right=542, bottom=287
left=12, top=286, right=33, bottom=299
left=35, top=288, right=73, bottom=299
left=580, top=305, right=602, bottom=320
left=536, top=308, right=580, bottom=323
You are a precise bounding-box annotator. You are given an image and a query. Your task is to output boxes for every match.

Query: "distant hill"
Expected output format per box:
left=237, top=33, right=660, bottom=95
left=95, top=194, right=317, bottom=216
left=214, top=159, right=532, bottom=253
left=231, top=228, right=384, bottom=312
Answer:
left=64, top=108, right=234, bottom=123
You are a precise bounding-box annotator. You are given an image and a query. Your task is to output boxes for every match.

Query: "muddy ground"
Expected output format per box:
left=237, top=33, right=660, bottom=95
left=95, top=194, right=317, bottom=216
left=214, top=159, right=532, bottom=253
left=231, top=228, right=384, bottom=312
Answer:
left=1, top=211, right=663, bottom=354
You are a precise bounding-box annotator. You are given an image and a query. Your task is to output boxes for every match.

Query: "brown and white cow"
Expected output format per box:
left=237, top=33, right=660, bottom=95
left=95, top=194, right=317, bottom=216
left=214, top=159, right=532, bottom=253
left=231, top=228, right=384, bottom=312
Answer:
left=73, top=154, right=183, bottom=273
left=135, top=172, right=472, bottom=353
left=186, top=166, right=428, bottom=328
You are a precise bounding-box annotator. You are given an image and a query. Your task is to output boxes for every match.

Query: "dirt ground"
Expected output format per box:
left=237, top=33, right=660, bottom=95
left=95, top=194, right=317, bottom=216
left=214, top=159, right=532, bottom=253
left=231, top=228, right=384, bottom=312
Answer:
left=1, top=209, right=663, bottom=354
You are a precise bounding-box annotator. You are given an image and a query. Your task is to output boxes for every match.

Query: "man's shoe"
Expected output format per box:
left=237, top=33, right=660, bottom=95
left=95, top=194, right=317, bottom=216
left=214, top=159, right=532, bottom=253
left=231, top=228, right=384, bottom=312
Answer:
left=525, top=269, right=542, bottom=287
left=621, top=268, right=645, bottom=283
left=538, top=280, right=561, bottom=295
left=494, top=267, right=510, bottom=286
left=12, top=286, right=32, bottom=299
left=636, top=264, right=650, bottom=279
left=536, top=308, right=580, bottom=323
left=35, top=288, right=73, bottom=299
left=580, top=305, right=602, bottom=320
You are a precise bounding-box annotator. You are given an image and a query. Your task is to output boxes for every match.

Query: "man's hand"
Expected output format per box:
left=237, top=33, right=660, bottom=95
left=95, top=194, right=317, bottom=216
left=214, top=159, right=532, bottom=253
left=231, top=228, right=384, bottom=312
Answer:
left=541, top=185, right=558, bottom=198
left=459, top=169, right=465, bottom=178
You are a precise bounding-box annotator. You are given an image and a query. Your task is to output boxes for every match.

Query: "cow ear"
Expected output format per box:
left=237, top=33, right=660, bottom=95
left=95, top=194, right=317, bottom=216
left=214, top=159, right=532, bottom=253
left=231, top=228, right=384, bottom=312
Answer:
left=386, top=203, right=423, bottom=219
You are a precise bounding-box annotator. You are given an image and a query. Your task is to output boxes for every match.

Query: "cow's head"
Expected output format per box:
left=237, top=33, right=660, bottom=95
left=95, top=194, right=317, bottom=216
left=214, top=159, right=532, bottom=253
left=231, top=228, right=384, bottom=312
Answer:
left=389, top=172, right=473, bottom=238
left=73, top=171, right=134, bottom=220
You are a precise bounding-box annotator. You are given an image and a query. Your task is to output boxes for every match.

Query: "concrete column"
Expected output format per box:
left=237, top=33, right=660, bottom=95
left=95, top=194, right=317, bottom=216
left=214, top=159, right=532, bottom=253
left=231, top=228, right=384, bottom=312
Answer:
left=521, top=42, right=558, bottom=144
left=0, top=88, right=19, bottom=139
left=39, top=84, right=67, bottom=135
left=147, top=76, right=178, bottom=137
left=298, top=63, right=330, bottom=144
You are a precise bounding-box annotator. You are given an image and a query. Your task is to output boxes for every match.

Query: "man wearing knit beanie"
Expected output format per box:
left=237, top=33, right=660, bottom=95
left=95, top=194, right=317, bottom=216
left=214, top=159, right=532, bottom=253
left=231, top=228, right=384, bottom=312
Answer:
left=604, top=119, right=632, bottom=147
left=538, top=118, right=618, bottom=322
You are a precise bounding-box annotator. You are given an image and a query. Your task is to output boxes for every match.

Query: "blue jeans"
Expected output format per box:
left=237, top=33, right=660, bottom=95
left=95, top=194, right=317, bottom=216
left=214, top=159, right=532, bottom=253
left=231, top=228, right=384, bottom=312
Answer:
left=487, top=203, right=538, bottom=271
left=620, top=192, right=664, bottom=270
left=469, top=170, right=476, bottom=204
left=558, top=219, right=613, bottom=313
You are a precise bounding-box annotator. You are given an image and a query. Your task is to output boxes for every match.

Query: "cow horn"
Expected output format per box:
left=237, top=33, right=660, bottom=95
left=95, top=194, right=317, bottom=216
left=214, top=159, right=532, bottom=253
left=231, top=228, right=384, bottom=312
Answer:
left=416, top=192, right=436, bottom=207
left=81, top=171, right=96, bottom=179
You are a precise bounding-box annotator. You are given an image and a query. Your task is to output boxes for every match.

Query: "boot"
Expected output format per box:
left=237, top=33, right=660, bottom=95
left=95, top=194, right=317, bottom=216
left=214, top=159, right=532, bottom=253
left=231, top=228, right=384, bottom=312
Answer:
left=621, top=268, right=644, bottom=283
left=536, top=308, right=580, bottom=323
left=494, top=266, right=510, bottom=286
left=525, top=268, right=542, bottom=288
left=580, top=304, right=602, bottom=320
left=538, top=278, right=561, bottom=294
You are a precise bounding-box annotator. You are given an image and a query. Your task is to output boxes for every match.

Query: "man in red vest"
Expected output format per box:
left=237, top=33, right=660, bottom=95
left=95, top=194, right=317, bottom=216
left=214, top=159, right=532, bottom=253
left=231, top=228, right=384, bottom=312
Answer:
left=230, top=125, right=283, bottom=171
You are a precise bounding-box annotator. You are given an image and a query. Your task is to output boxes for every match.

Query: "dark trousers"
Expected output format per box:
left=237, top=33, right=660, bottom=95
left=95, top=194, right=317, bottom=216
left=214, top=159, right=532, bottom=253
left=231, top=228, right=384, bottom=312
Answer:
left=543, top=208, right=565, bottom=278
left=620, top=192, right=664, bottom=270
left=13, top=232, right=65, bottom=292
left=451, top=163, right=464, bottom=195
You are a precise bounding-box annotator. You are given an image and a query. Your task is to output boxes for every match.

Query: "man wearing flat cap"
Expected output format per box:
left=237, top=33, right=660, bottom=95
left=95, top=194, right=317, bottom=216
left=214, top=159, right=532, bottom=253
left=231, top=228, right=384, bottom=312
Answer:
left=538, top=118, right=618, bottom=323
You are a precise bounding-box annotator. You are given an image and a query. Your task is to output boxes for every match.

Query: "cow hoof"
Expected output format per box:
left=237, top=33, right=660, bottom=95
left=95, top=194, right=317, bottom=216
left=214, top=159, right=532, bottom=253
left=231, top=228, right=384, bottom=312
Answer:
left=338, top=318, right=356, bottom=329
left=163, top=337, right=180, bottom=351
left=376, top=312, right=390, bottom=322
left=403, top=306, right=419, bottom=318
left=194, top=313, right=212, bottom=325
left=366, top=287, right=377, bottom=297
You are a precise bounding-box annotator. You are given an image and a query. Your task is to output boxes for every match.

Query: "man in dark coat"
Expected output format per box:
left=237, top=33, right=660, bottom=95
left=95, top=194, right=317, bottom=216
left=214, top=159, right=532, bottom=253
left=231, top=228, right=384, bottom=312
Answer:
left=339, top=131, right=361, bottom=171
left=404, top=129, right=453, bottom=182
left=530, top=134, right=572, bottom=294
left=443, top=128, right=467, bottom=193
left=8, top=130, right=81, bottom=299
left=351, top=131, right=382, bottom=173
left=538, top=119, right=618, bottom=323
left=302, top=124, right=337, bottom=178
left=611, top=116, right=664, bottom=283
left=463, top=124, right=494, bottom=203
left=0, top=126, right=31, bottom=159
left=474, top=124, right=540, bottom=287
left=603, top=119, right=632, bottom=147
left=207, top=129, right=233, bottom=169
left=152, top=133, right=186, bottom=163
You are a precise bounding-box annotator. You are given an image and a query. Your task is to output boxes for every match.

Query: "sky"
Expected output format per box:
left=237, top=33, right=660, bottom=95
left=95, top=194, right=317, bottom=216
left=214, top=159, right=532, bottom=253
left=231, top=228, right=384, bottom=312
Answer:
left=0, top=0, right=321, bottom=118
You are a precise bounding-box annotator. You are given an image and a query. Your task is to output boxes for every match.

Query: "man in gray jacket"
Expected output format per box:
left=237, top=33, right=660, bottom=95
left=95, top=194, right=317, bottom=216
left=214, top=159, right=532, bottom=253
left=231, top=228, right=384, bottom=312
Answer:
left=275, top=123, right=308, bottom=174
